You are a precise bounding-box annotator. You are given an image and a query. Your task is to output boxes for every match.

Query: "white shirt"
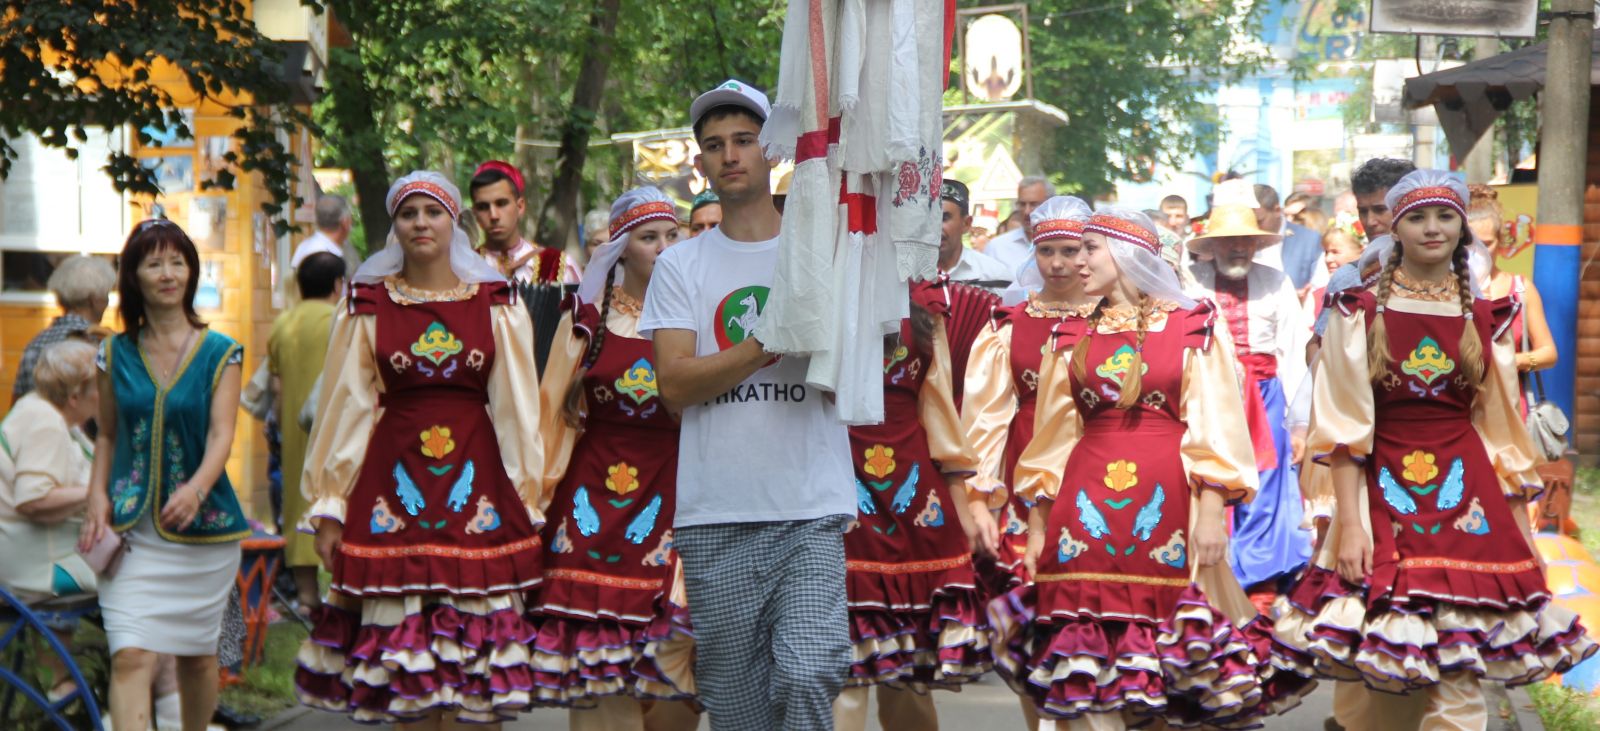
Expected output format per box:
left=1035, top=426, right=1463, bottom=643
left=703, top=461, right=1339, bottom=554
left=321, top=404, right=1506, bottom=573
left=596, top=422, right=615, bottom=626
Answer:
left=291, top=230, right=343, bottom=268
left=1255, top=223, right=1331, bottom=293
left=1185, top=261, right=1310, bottom=404
left=983, top=228, right=1032, bottom=275
left=946, top=248, right=1014, bottom=289
left=479, top=239, right=582, bottom=285
left=638, top=228, right=856, bottom=528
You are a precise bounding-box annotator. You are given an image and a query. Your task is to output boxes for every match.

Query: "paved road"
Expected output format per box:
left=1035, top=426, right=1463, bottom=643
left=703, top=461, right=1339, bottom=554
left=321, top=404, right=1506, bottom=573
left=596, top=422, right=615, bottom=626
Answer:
left=267, top=674, right=1360, bottom=730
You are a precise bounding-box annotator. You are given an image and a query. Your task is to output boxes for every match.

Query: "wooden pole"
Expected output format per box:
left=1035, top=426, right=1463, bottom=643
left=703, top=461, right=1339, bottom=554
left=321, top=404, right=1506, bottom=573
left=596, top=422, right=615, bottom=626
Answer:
left=1533, top=0, right=1593, bottom=422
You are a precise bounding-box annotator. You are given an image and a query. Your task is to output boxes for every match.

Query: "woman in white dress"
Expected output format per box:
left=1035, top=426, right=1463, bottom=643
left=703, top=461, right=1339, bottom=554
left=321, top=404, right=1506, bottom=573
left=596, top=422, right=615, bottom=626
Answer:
left=80, top=219, right=249, bottom=731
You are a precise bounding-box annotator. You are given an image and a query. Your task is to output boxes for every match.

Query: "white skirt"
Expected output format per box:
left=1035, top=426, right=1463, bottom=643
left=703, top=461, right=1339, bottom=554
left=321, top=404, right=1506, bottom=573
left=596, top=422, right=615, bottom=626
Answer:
left=100, top=513, right=241, bottom=656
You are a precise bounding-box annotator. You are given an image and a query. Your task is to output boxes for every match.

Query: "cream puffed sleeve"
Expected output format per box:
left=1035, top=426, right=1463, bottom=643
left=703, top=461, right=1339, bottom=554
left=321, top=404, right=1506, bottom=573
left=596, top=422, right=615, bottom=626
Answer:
left=1476, top=309, right=1544, bottom=500
left=1308, top=303, right=1375, bottom=464
left=1178, top=333, right=1259, bottom=503
left=959, top=322, right=1014, bottom=505
left=537, top=310, right=586, bottom=508
left=300, top=307, right=378, bottom=530
left=919, top=319, right=979, bottom=478
left=1012, top=348, right=1080, bottom=505
left=488, top=301, right=545, bottom=525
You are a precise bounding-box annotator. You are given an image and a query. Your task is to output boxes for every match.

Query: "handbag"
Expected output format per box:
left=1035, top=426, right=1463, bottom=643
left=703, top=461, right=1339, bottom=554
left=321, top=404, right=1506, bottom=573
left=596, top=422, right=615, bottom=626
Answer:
left=1520, top=299, right=1570, bottom=461
left=78, top=529, right=127, bottom=579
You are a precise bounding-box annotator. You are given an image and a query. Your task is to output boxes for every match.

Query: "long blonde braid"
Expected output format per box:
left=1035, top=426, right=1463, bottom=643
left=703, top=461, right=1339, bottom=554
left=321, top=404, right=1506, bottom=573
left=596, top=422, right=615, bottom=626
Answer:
left=1365, top=245, right=1403, bottom=382
left=1115, top=296, right=1151, bottom=409
left=1070, top=301, right=1105, bottom=386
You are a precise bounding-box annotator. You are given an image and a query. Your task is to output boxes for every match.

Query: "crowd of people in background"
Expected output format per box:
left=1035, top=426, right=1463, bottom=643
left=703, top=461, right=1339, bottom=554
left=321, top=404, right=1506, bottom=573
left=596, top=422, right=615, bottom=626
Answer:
left=0, top=75, right=1589, bottom=731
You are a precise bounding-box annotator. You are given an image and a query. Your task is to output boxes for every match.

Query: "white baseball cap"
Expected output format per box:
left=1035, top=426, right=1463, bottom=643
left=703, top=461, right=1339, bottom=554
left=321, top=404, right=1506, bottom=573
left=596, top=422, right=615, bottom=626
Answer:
left=690, top=79, right=771, bottom=129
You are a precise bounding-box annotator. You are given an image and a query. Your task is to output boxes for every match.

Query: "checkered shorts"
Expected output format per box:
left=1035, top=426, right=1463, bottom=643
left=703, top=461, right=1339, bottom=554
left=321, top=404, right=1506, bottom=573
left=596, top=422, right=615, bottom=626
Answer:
left=676, top=515, right=852, bottom=730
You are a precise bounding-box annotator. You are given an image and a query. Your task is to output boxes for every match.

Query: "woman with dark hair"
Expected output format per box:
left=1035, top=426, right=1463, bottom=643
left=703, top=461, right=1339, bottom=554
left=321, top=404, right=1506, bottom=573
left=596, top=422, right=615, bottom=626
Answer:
left=79, top=218, right=248, bottom=731
left=531, top=186, right=699, bottom=730
left=1274, top=170, right=1596, bottom=728
left=294, top=171, right=544, bottom=729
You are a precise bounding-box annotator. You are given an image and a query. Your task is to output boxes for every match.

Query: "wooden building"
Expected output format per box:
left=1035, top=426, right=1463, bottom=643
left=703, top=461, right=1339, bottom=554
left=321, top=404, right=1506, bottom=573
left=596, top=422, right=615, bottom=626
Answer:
left=0, top=1, right=342, bottom=517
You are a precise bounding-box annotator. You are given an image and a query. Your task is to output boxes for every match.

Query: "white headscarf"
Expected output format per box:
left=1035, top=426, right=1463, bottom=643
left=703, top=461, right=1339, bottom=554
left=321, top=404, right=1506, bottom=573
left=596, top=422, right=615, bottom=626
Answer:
left=576, top=186, right=677, bottom=305
left=1360, top=169, right=1490, bottom=296
left=352, top=171, right=506, bottom=285
left=1009, top=196, right=1093, bottom=296
left=1084, top=206, right=1197, bottom=309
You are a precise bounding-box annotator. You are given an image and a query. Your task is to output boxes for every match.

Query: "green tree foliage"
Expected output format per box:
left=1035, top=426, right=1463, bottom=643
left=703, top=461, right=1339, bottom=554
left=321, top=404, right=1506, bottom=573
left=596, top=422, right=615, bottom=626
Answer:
left=0, top=0, right=313, bottom=234
left=317, top=0, right=783, bottom=251
left=1008, top=0, right=1268, bottom=196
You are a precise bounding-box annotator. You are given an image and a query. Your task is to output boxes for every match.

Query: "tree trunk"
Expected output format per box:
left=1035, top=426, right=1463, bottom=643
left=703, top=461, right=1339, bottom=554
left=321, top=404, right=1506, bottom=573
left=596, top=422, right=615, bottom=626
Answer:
left=326, top=2, right=391, bottom=256
left=535, top=0, right=622, bottom=252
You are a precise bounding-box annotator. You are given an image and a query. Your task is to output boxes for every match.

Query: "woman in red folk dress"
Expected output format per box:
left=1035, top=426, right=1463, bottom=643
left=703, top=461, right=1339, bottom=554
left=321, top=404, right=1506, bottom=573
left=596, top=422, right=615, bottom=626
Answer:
left=295, top=171, right=545, bottom=729
left=831, top=279, right=997, bottom=731
left=1273, top=170, right=1596, bottom=729
left=963, top=195, right=1100, bottom=593
left=531, top=187, right=699, bottom=731
left=994, top=208, right=1313, bottom=730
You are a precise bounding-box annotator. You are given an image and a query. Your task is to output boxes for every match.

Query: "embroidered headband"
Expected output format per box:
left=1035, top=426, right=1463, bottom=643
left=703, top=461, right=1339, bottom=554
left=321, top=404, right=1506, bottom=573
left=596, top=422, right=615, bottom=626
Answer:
left=389, top=180, right=461, bottom=220
left=1031, top=218, right=1086, bottom=245
left=473, top=160, right=524, bottom=196
left=1085, top=214, right=1160, bottom=256
left=1391, top=186, right=1465, bottom=223
left=610, top=201, right=677, bottom=239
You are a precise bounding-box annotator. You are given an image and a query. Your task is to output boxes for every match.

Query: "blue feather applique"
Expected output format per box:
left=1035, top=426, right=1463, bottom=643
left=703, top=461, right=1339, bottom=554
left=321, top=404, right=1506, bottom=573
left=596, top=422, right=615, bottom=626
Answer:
left=891, top=463, right=921, bottom=514
left=1132, top=484, right=1164, bottom=542
left=573, top=487, right=601, bottom=537
left=625, top=495, right=663, bottom=545
left=1436, top=458, right=1466, bottom=511
left=446, top=460, right=476, bottom=512
left=1378, top=467, right=1417, bottom=515
left=1075, top=490, right=1109, bottom=540
left=394, top=463, right=425, bottom=516
left=856, top=479, right=877, bottom=515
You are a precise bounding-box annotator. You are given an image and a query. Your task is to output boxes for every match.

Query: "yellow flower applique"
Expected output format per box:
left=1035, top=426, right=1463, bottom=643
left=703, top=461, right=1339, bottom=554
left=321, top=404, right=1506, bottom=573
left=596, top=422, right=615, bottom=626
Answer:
left=1401, top=450, right=1438, bottom=484
left=606, top=462, right=640, bottom=495
left=863, top=445, right=896, bottom=479
left=420, top=426, right=455, bottom=459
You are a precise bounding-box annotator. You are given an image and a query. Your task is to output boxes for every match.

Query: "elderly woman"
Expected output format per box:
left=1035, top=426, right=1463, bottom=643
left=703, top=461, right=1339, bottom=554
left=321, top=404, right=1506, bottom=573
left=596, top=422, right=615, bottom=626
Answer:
left=0, top=339, right=100, bottom=601
left=12, top=255, right=117, bottom=402
left=80, top=219, right=248, bottom=731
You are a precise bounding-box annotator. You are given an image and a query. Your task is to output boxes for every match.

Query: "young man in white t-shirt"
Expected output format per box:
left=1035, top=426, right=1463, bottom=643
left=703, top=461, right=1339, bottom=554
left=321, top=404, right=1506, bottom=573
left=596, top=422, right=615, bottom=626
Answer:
left=639, top=80, right=855, bottom=730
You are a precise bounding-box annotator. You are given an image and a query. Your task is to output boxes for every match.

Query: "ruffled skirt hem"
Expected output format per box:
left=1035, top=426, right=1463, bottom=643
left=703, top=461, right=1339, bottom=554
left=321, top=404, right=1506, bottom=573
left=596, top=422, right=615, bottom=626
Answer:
left=1273, top=566, right=1599, bottom=693
left=294, top=593, right=539, bottom=723
left=528, top=603, right=697, bottom=706
left=846, top=587, right=992, bottom=690
left=989, top=583, right=1304, bottom=727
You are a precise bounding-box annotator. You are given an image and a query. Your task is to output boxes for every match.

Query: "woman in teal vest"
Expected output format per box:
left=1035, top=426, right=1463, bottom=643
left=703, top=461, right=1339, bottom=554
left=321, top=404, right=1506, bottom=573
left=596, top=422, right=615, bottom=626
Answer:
left=80, top=218, right=248, bottom=731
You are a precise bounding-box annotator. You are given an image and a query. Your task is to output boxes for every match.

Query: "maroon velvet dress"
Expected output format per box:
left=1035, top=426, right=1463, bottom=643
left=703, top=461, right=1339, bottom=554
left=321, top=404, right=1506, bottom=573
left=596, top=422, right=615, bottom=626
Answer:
left=296, top=281, right=543, bottom=724
left=842, top=286, right=989, bottom=690
left=529, top=302, right=692, bottom=705
left=1276, top=290, right=1595, bottom=693
left=991, top=304, right=1084, bottom=587
left=992, top=303, right=1308, bottom=727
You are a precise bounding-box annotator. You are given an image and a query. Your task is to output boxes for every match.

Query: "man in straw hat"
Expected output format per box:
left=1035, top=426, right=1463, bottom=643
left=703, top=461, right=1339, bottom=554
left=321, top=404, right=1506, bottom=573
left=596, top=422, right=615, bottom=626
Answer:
left=1186, top=198, right=1314, bottom=608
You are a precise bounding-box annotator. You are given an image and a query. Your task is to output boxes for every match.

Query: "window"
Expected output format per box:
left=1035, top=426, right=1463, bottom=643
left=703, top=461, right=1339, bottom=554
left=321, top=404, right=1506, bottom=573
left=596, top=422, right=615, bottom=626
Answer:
left=0, top=130, right=129, bottom=296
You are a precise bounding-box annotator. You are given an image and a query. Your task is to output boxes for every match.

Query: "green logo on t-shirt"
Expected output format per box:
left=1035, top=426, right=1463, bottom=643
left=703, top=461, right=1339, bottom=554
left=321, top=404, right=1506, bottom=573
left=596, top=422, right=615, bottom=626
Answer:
left=714, top=285, right=768, bottom=350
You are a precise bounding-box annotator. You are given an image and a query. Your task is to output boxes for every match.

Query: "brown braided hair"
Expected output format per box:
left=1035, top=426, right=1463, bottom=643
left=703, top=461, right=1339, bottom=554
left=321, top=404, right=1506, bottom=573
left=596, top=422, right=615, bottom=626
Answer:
left=561, top=266, right=618, bottom=427
left=1070, top=295, right=1150, bottom=409
left=1365, top=244, right=1402, bottom=381
left=1451, top=239, right=1487, bottom=391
